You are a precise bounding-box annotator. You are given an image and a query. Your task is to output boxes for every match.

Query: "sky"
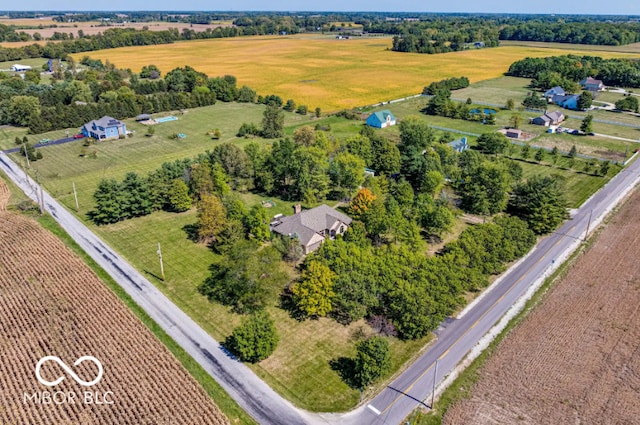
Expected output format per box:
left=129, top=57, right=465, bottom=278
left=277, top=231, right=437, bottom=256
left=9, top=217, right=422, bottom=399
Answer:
left=4, top=1, right=640, bottom=15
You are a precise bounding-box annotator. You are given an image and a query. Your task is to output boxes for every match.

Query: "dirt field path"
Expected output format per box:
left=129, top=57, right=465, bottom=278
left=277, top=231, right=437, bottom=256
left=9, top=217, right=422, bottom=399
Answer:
left=0, top=182, right=228, bottom=424
left=444, top=189, right=640, bottom=425
left=0, top=178, right=8, bottom=211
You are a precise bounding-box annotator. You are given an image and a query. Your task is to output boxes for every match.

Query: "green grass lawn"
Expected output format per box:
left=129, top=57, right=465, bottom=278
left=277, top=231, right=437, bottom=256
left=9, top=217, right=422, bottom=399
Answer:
left=0, top=57, right=49, bottom=70
left=450, top=76, right=533, bottom=106
left=503, top=151, right=616, bottom=207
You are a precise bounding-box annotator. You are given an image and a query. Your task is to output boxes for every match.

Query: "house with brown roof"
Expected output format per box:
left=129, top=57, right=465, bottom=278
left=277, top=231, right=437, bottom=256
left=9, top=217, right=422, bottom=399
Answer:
left=531, top=111, right=565, bottom=127
left=580, top=77, right=605, bottom=92
left=270, top=204, right=352, bottom=254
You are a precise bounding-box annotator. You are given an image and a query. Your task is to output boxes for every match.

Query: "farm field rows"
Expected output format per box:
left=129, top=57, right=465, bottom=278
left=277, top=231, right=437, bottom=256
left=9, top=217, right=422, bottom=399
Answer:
left=72, top=37, right=640, bottom=112
left=0, top=17, right=230, bottom=39
left=443, top=187, right=640, bottom=425
left=0, top=178, right=229, bottom=425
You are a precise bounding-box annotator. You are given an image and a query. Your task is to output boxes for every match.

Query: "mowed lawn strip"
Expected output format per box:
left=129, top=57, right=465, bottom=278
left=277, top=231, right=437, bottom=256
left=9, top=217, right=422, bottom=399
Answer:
left=71, top=38, right=640, bottom=112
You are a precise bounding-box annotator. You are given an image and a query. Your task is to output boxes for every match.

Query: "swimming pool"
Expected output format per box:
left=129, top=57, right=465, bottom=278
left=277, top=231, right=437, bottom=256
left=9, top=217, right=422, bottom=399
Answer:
left=469, top=108, right=497, bottom=115
left=155, top=116, right=178, bottom=123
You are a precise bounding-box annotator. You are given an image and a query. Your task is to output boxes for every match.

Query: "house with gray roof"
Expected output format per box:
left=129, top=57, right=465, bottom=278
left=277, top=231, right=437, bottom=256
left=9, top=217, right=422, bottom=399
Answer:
left=551, top=94, right=580, bottom=110
left=544, top=86, right=565, bottom=99
left=81, top=116, right=126, bottom=140
left=270, top=204, right=352, bottom=254
left=447, top=137, right=468, bottom=152
left=531, top=111, right=565, bottom=127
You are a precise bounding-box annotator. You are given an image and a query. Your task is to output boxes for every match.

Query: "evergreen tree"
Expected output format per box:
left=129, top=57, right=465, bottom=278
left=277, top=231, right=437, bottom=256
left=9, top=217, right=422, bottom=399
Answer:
left=91, top=178, right=124, bottom=224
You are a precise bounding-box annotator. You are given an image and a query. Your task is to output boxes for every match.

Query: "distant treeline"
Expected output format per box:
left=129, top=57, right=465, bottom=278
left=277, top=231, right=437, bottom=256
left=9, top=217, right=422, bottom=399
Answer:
left=2, top=13, right=640, bottom=60
left=380, top=17, right=640, bottom=54
left=508, top=55, right=640, bottom=88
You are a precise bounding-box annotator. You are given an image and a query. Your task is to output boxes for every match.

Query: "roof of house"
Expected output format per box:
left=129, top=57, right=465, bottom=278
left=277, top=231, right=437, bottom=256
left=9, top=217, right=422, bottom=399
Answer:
left=92, top=116, right=124, bottom=128
left=368, top=110, right=396, bottom=123
left=535, top=111, right=565, bottom=123
left=582, top=76, right=604, bottom=85
left=271, top=204, right=352, bottom=247
left=545, top=86, right=565, bottom=95
left=447, top=137, right=467, bottom=150
left=135, top=114, right=152, bottom=121
left=551, top=94, right=579, bottom=104
left=506, top=129, right=523, bottom=135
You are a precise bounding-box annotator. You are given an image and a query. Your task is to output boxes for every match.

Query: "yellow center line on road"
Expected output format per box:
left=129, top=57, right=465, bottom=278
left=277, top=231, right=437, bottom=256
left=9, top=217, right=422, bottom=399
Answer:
left=377, top=225, right=577, bottom=416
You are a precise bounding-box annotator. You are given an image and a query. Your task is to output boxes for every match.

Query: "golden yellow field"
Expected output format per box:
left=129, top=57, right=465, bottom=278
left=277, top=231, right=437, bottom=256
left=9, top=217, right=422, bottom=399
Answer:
left=0, top=17, right=59, bottom=26
left=73, top=36, right=640, bottom=111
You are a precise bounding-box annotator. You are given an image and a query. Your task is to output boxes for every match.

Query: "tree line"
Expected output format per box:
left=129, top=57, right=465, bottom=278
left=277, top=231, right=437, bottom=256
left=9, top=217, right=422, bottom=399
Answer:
left=0, top=61, right=300, bottom=133
left=381, top=17, right=640, bottom=54
left=507, top=55, right=640, bottom=89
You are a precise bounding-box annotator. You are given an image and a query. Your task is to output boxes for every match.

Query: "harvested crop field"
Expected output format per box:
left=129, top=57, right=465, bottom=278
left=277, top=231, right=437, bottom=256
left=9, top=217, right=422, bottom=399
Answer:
left=73, top=37, right=640, bottom=111
left=0, top=179, right=228, bottom=425
left=443, top=187, right=640, bottom=424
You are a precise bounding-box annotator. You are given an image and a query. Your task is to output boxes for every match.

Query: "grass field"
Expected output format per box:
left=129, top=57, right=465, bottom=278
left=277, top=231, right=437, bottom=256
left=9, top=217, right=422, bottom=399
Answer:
left=450, top=76, right=533, bottom=106
left=10, top=102, right=315, bottom=210
left=71, top=37, right=640, bottom=112
left=0, top=57, right=48, bottom=70
left=499, top=40, right=640, bottom=54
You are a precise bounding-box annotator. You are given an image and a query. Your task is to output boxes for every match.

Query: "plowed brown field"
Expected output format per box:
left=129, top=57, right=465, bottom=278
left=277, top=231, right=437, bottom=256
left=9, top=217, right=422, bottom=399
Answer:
left=0, top=179, right=228, bottom=425
left=444, top=189, right=640, bottom=424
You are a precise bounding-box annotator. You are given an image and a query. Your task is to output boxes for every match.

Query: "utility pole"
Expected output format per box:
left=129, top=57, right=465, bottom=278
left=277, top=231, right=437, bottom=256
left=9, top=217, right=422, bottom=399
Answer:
left=156, top=243, right=165, bottom=281
left=72, top=182, right=79, bottom=211
left=584, top=209, right=593, bottom=242
left=431, top=359, right=438, bottom=409
left=22, top=143, right=30, bottom=168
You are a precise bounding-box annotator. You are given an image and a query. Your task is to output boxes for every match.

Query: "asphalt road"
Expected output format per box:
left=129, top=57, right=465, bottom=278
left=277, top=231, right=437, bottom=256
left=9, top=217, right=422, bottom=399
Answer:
left=2, top=136, right=80, bottom=154
left=2, top=148, right=639, bottom=425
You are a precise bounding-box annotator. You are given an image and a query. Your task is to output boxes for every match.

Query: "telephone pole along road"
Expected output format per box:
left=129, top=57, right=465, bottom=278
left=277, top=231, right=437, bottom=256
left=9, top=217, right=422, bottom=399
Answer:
left=1, top=150, right=639, bottom=425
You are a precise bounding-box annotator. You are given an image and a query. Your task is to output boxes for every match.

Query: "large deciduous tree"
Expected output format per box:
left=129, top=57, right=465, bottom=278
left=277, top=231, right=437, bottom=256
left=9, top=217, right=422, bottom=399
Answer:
left=476, top=132, right=509, bottom=155
left=329, top=152, right=365, bottom=193
left=459, top=161, right=512, bottom=216
left=225, top=311, right=279, bottom=363
left=262, top=104, right=284, bottom=138
left=196, top=194, right=227, bottom=243
left=577, top=90, right=593, bottom=110
left=353, top=336, right=392, bottom=388
left=168, top=179, right=192, bottom=212
left=9, top=95, right=40, bottom=127
left=291, top=261, right=336, bottom=318
left=200, top=241, right=286, bottom=314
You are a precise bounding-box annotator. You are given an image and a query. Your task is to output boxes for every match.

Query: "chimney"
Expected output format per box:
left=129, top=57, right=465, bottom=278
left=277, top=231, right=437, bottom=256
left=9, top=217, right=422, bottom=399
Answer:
left=293, top=204, right=302, bottom=214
